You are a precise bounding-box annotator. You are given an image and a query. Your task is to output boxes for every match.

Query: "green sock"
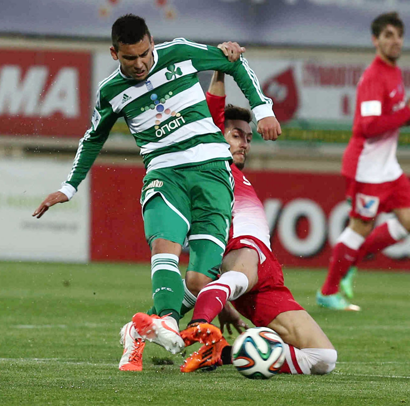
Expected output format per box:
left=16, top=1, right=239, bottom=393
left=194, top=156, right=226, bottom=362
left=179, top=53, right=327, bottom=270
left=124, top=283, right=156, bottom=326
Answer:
left=151, top=254, right=183, bottom=322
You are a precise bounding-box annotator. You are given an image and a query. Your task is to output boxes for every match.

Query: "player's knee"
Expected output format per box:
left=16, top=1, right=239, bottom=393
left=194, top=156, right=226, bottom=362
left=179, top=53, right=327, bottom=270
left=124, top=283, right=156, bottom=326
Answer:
left=185, top=272, right=213, bottom=297
left=302, top=348, right=337, bottom=375
left=348, top=218, right=374, bottom=237
left=391, top=217, right=410, bottom=235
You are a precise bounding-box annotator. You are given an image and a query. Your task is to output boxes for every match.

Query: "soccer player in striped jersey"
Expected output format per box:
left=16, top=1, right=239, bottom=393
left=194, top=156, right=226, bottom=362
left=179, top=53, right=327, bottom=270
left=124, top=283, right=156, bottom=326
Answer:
left=33, top=15, right=281, bottom=355
left=178, top=70, right=337, bottom=375
left=317, top=12, right=410, bottom=311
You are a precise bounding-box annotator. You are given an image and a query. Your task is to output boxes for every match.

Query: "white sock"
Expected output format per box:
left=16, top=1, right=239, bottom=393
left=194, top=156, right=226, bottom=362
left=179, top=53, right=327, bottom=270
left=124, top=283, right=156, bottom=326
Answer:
left=283, top=344, right=337, bottom=375
left=216, top=271, right=249, bottom=300
left=387, top=218, right=409, bottom=241
left=182, top=279, right=197, bottom=312
left=337, top=227, right=365, bottom=250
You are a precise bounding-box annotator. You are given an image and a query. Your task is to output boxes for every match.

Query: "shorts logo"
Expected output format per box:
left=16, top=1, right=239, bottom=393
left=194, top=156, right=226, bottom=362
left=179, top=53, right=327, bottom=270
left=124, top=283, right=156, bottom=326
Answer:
left=144, top=180, right=163, bottom=190
left=356, top=193, right=379, bottom=218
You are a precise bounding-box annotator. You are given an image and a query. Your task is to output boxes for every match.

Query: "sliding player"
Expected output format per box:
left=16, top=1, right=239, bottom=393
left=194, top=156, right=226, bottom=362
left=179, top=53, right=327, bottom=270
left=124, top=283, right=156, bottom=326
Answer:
left=180, top=71, right=337, bottom=375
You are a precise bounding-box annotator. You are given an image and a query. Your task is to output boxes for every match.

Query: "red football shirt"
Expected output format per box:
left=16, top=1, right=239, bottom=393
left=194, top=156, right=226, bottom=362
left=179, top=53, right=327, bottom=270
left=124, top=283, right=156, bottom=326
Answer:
left=206, top=91, right=271, bottom=250
left=342, top=56, right=410, bottom=183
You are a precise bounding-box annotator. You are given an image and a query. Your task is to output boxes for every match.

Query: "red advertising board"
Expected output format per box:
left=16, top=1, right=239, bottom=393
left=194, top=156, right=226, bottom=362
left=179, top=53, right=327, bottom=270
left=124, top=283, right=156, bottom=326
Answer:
left=0, top=49, right=91, bottom=137
left=91, top=165, right=410, bottom=270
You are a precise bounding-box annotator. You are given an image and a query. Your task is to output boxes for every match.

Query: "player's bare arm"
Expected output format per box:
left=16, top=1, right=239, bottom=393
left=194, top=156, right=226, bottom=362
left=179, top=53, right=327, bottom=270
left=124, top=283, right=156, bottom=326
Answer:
left=208, top=71, right=225, bottom=96
left=32, top=191, right=69, bottom=219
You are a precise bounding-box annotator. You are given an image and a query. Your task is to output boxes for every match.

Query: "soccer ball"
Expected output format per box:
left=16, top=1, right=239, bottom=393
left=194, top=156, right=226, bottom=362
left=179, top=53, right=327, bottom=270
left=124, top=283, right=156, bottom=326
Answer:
left=231, top=327, right=286, bottom=379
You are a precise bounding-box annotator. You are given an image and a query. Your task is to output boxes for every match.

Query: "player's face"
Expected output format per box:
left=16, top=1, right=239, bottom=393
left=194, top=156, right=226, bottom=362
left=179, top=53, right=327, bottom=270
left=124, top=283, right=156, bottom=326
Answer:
left=224, top=119, right=252, bottom=170
left=373, top=24, right=403, bottom=64
left=110, top=35, right=155, bottom=81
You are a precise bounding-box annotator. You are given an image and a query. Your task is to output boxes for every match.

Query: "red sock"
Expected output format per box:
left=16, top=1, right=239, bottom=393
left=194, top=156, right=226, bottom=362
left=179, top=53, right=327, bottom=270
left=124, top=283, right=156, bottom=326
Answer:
left=356, top=223, right=399, bottom=263
left=192, top=282, right=230, bottom=323
left=321, top=242, right=358, bottom=295
left=280, top=345, right=304, bottom=374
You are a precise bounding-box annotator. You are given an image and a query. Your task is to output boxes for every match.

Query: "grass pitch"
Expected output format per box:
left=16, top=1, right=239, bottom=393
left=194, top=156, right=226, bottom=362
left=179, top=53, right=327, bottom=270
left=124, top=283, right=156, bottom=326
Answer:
left=0, top=262, right=409, bottom=405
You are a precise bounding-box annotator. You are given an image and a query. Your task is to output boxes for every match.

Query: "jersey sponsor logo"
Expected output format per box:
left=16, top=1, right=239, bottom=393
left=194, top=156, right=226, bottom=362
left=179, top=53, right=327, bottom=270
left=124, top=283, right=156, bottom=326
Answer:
left=165, top=64, right=183, bottom=81
left=140, top=91, right=186, bottom=138
left=155, top=113, right=186, bottom=137
left=360, top=100, right=381, bottom=117
left=144, top=179, right=164, bottom=190
left=355, top=193, right=379, bottom=218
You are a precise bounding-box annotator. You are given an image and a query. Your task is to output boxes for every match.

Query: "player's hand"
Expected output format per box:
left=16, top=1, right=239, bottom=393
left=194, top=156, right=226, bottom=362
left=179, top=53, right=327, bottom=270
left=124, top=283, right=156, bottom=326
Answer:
left=257, top=116, right=282, bottom=141
left=218, top=41, right=246, bottom=62
left=32, top=191, right=68, bottom=219
left=218, top=303, right=249, bottom=335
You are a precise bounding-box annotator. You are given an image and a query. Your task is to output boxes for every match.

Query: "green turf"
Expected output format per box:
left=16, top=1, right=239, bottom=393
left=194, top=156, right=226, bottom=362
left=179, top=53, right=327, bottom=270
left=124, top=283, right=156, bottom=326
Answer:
left=0, top=262, right=409, bottom=405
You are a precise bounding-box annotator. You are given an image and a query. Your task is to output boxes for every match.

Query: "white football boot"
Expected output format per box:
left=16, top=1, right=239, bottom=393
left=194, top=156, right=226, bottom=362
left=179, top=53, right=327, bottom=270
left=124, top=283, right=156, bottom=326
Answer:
left=119, top=321, right=145, bottom=371
left=132, top=313, right=185, bottom=354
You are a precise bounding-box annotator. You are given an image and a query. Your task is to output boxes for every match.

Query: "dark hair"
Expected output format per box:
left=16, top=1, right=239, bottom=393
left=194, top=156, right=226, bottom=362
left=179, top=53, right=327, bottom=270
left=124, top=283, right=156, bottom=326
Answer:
left=112, top=14, right=151, bottom=51
left=371, top=12, right=404, bottom=38
left=224, top=104, right=252, bottom=125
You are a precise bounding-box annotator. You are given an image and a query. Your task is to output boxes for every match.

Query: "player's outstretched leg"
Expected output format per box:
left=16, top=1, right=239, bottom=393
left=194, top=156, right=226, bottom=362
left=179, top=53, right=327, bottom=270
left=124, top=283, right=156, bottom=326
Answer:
left=132, top=312, right=185, bottom=354
left=180, top=337, right=230, bottom=373
left=119, top=321, right=146, bottom=371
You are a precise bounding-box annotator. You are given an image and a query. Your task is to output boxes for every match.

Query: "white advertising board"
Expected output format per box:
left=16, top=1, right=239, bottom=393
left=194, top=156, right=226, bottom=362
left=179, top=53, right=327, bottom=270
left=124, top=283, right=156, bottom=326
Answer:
left=0, top=159, right=90, bottom=262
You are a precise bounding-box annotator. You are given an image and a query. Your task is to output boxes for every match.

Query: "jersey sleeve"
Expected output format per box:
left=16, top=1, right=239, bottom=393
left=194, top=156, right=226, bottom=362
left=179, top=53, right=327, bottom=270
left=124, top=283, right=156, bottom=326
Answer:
left=206, top=92, right=226, bottom=133
left=177, top=40, right=273, bottom=121
left=358, top=74, right=410, bottom=137
left=64, top=91, right=119, bottom=192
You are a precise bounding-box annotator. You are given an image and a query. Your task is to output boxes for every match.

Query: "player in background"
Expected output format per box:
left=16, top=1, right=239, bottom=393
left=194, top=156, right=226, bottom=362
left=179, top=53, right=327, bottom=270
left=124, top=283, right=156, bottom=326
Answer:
left=317, top=12, right=410, bottom=311
left=33, top=15, right=281, bottom=355
left=179, top=70, right=337, bottom=375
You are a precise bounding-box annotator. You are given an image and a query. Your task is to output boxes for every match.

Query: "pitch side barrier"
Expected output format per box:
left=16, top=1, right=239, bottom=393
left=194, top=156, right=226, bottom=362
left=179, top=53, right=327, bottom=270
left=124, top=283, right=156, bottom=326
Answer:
left=90, top=164, right=410, bottom=271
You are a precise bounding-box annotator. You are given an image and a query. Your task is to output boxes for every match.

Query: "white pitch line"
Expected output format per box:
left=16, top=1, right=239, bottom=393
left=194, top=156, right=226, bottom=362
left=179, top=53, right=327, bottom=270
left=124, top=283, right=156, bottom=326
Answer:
left=335, top=372, right=410, bottom=379
left=14, top=325, right=68, bottom=329
left=1, top=359, right=409, bottom=379
left=337, top=361, right=408, bottom=364
left=13, top=323, right=116, bottom=329
left=0, top=358, right=117, bottom=367
left=326, top=325, right=410, bottom=331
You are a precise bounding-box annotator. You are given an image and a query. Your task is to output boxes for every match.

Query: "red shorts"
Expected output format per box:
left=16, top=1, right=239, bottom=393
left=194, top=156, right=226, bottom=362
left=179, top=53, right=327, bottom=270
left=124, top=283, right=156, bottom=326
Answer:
left=225, top=236, right=304, bottom=327
left=346, top=174, right=410, bottom=221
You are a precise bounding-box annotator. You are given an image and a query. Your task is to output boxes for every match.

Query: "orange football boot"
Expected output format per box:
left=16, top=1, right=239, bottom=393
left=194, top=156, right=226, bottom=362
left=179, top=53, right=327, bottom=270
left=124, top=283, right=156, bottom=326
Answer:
left=180, top=337, right=229, bottom=372
left=180, top=322, right=223, bottom=347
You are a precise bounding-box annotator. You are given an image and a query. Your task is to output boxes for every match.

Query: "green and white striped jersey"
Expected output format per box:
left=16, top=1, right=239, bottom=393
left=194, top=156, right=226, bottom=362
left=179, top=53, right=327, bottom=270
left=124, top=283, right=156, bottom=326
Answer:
left=62, top=38, right=274, bottom=195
